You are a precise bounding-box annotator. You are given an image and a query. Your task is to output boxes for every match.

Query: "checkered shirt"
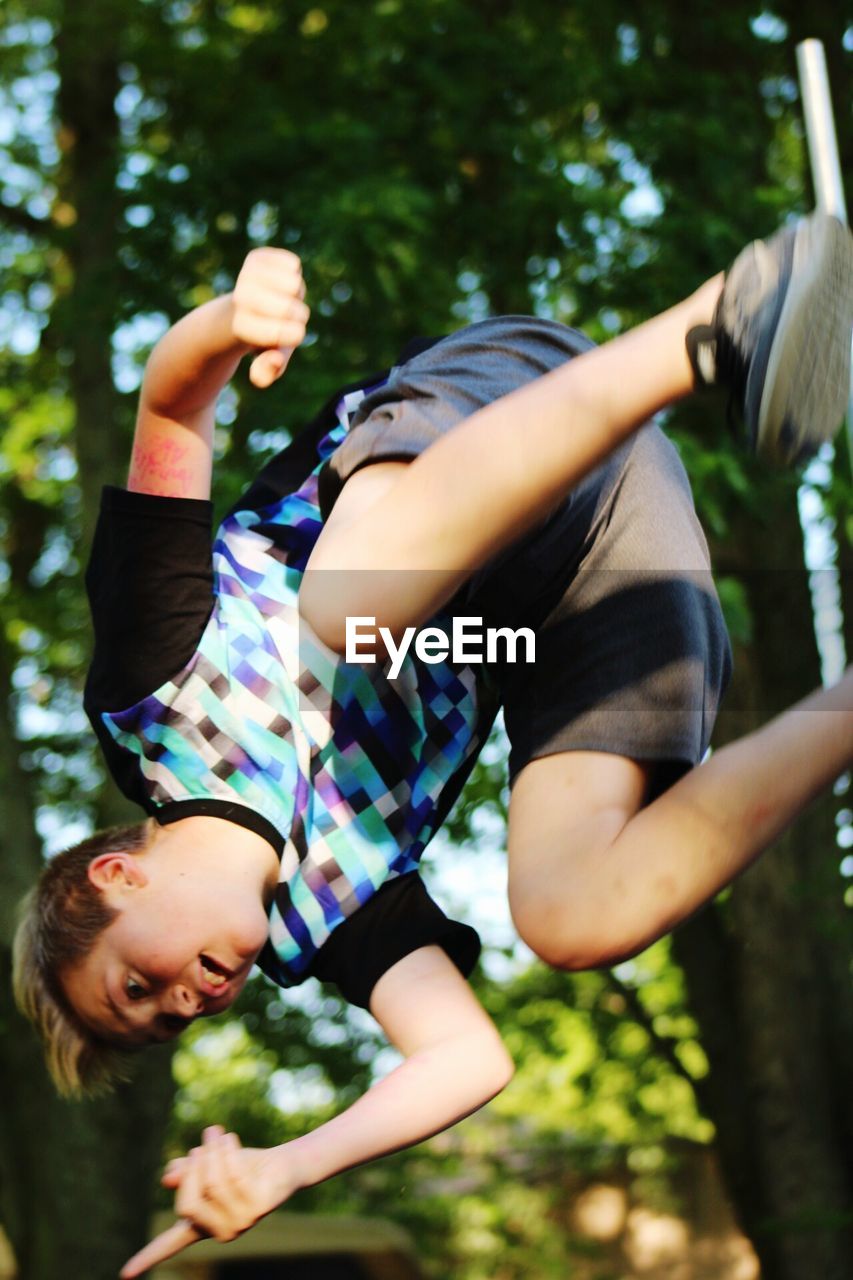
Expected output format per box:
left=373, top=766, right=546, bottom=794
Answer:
left=98, top=390, right=486, bottom=983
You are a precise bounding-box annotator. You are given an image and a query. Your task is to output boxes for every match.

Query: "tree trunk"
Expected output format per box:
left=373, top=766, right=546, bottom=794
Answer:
left=54, top=0, right=132, bottom=544
left=0, top=969, right=175, bottom=1279
left=674, top=488, right=853, bottom=1280
left=0, top=4, right=177, bottom=1275
left=0, top=619, right=177, bottom=1277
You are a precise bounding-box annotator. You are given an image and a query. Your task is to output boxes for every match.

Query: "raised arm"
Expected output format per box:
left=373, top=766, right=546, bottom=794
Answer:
left=119, top=947, right=513, bottom=1278
left=128, top=247, right=309, bottom=499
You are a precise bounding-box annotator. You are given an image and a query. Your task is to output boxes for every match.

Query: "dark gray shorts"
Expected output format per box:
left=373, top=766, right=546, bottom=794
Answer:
left=323, top=316, right=732, bottom=792
left=465, top=426, right=732, bottom=792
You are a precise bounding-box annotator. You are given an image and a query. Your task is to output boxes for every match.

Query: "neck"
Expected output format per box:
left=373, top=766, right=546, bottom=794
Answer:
left=156, top=814, right=280, bottom=906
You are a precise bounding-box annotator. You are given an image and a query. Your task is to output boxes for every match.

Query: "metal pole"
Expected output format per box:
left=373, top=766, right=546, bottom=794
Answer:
left=796, top=40, right=847, bottom=221
left=795, top=38, right=852, bottom=463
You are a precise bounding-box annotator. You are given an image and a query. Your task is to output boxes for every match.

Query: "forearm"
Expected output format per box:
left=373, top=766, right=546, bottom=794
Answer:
left=279, top=948, right=514, bottom=1193
left=127, top=249, right=307, bottom=500
left=282, top=1025, right=513, bottom=1192
left=122, top=1035, right=510, bottom=1280
left=141, top=294, right=249, bottom=419
left=122, top=951, right=509, bottom=1279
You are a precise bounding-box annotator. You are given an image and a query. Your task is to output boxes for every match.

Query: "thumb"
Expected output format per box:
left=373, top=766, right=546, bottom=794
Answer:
left=161, top=1156, right=189, bottom=1188
left=249, top=348, right=292, bottom=389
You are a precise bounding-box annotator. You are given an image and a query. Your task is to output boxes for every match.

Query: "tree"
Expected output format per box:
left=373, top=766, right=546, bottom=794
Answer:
left=590, top=9, right=853, bottom=1274
left=1, top=2, right=850, bottom=1276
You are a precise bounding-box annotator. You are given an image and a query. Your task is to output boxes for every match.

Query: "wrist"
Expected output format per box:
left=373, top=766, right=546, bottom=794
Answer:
left=271, top=1137, right=315, bottom=1197
left=201, top=292, right=253, bottom=360
left=141, top=293, right=252, bottom=418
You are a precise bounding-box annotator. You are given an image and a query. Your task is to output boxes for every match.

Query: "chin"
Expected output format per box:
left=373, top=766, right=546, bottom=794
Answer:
left=201, top=997, right=233, bottom=1019
left=208, top=976, right=248, bottom=1015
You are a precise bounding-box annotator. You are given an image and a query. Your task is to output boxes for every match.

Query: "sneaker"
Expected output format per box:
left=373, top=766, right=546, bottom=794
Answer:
left=686, top=213, right=853, bottom=465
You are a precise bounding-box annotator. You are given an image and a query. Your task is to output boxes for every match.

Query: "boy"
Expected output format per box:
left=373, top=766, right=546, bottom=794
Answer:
left=13, top=213, right=853, bottom=1277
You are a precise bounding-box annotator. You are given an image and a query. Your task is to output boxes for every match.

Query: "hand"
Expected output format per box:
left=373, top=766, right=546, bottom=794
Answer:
left=231, top=247, right=310, bottom=389
left=119, top=1126, right=299, bottom=1278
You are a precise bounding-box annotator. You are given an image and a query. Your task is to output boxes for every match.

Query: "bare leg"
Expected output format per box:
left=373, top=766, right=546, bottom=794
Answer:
left=302, top=276, right=724, bottom=645
left=507, top=671, right=853, bottom=970
left=304, top=214, right=852, bottom=648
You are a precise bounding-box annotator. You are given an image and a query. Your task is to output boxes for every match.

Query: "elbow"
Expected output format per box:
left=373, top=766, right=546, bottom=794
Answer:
left=298, top=577, right=349, bottom=656
left=479, top=1034, right=515, bottom=1100
left=495, top=1043, right=516, bottom=1094
left=298, top=577, right=402, bottom=662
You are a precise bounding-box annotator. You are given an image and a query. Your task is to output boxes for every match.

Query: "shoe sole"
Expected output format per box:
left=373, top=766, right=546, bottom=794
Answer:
left=756, top=214, right=853, bottom=465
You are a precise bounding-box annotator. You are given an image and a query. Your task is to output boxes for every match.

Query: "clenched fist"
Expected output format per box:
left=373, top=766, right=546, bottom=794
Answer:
left=231, top=247, right=310, bottom=388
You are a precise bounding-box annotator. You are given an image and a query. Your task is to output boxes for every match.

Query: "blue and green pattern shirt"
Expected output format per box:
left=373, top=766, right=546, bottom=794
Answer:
left=85, top=385, right=492, bottom=989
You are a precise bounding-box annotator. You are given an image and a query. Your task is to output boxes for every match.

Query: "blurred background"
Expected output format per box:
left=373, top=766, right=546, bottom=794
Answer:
left=0, top=2, right=851, bottom=1277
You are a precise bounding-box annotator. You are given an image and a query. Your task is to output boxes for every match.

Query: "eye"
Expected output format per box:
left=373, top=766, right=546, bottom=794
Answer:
left=126, top=976, right=148, bottom=1001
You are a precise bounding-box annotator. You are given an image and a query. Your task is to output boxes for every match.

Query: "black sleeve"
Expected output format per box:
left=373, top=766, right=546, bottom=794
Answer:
left=307, top=872, right=482, bottom=1009
left=84, top=485, right=215, bottom=712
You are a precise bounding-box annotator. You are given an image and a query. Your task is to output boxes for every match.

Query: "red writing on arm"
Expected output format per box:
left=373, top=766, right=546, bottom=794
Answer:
left=128, top=437, right=200, bottom=498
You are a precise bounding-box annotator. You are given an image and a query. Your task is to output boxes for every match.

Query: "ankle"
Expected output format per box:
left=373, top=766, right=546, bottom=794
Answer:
left=678, top=274, right=725, bottom=392
left=685, top=273, right=724, bottom=331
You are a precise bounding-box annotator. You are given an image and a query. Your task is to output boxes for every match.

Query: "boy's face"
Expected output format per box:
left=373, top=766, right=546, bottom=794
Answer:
left=61, top=840, right=272, bottom=1046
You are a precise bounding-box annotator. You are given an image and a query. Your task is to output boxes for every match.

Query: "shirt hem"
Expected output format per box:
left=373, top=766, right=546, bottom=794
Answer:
left=152, top=798, right=285, bottom=856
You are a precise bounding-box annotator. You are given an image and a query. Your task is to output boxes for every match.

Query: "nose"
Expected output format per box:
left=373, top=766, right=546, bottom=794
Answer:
left=170, top=984, right=204, bottom=1017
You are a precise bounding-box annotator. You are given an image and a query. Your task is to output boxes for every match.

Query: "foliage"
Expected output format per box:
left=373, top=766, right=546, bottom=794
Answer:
left=1, top=1, right=851, bottom=1276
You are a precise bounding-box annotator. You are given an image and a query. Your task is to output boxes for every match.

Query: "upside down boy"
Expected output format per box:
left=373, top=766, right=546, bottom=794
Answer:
left=14, top=213, right=853, bottom=1275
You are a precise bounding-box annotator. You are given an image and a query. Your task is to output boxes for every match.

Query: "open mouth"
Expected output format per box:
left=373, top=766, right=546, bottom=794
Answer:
left=198, top=953, right=234, bottom=995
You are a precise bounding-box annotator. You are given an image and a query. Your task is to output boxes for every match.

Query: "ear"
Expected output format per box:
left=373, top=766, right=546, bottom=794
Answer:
left=87, top=852, right=149, bottom=894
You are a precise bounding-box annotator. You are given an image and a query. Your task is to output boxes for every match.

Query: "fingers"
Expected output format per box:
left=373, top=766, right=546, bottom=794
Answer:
left=172, top=1126, right=247, bottom=1242
left=235, top=278, right=308, bottom=318
left=233, top=291, right=310, bottom=351
left=175, top=1142, right=205, bottom=1223
left=240, top=246, right=302, bottom=278
left=249, top=348, right=293, bottom=389
left=199, top=1126, right=245, bottom=1209
left=232, top=247, right=310, bottom=359
left=161, top=1161, right=184, bottom=1188
left=219, top=1130, right=250, bottom=1204
left=161, top=1125, right=226, bottom=1187
left=156, top=1125, right=254, bottom=1256
left=119, top=1219, right=203, bottom=1279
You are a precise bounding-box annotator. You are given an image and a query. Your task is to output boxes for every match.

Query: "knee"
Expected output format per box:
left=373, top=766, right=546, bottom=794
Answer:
left=506, top=755, right=654, bottom=972
left=509, top=887, right=634, bottom=973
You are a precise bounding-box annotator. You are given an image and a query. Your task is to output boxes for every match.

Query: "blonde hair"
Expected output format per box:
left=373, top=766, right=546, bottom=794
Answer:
left=12, top=819, right=157, bottom=1097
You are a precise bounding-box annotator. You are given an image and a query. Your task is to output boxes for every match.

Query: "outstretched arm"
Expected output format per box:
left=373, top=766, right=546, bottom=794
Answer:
left=128, top=247, right=309, bottom=499
left=119, top=947, right=513, bottom=1278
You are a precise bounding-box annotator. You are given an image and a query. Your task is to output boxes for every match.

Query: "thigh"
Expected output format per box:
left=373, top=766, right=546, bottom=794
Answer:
left=497, top=424, right=732, bottom=795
